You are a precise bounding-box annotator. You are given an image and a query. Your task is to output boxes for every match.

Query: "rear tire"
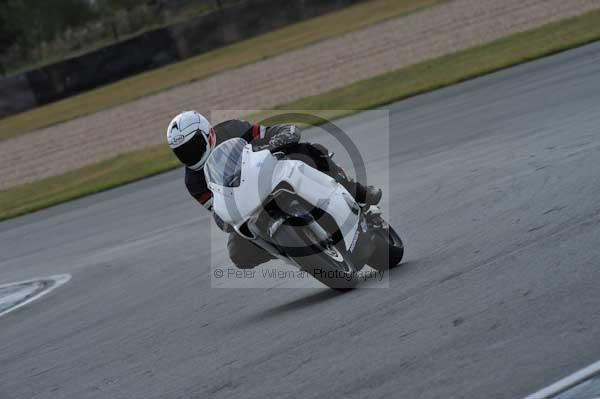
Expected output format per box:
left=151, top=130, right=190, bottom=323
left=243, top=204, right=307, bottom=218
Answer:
left=368, top=225, right=404, bottom=271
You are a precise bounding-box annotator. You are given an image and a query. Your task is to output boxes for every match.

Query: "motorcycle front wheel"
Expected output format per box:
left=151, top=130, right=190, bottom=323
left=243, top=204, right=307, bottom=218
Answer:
left=272, top=222, right=361, bottom=290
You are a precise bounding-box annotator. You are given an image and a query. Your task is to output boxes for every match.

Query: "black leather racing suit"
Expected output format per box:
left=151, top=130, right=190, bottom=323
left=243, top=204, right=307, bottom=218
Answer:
left=186, top=119, right=367, bottom=269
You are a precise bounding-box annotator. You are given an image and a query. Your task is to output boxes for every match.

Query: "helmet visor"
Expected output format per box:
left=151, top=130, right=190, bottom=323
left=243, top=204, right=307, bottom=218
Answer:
left=173, top=131, right=209, bottom=168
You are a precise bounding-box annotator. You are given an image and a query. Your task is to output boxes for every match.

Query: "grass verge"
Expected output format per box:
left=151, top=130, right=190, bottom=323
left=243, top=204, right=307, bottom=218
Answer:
left=0, top=0, right=445, bottom=141
left=1, top=9, right=600, bottom=221
left=0, top=145, right=179, bottom=221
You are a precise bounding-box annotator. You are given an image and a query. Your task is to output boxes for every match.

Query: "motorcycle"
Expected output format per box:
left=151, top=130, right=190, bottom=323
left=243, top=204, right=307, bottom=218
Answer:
left=204, top=138, right=404, bottom=289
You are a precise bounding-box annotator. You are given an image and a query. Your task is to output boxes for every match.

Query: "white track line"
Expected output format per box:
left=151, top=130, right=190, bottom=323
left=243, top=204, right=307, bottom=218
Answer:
left=524, top=360, right=600, bottom=399
left=0, top=274, right=71, bottom=318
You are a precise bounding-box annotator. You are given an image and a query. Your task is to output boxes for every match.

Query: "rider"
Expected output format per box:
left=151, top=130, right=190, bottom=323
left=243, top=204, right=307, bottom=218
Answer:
left=166, top=110, right=382, bottom=269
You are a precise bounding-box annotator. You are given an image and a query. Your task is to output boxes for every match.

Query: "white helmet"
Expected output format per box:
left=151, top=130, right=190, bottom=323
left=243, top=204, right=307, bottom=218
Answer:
left=167, top=111, right=216, bottom=171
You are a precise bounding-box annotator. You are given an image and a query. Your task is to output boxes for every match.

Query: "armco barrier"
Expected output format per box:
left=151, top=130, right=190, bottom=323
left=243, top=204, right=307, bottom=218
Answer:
left=0, top=74, right=37, bottom=118
left=24, top=28, right=179, bottom=106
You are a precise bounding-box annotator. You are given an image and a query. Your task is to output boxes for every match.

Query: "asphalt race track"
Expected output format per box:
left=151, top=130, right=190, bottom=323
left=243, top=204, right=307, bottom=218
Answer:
left=1, top=42, right=600, bottom=399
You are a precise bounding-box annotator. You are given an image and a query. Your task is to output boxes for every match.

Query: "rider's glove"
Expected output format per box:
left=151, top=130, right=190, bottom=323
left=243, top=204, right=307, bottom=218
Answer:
left=265, top=124, right=301, bottom=150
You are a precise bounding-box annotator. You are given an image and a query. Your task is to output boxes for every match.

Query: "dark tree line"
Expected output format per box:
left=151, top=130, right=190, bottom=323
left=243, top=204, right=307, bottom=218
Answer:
left=0, top=0, right=141, bottom=56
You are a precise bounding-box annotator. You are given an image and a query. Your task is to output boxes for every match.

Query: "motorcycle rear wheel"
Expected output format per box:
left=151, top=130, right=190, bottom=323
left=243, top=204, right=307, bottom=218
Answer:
left=368, top=224, right=404, bottom=271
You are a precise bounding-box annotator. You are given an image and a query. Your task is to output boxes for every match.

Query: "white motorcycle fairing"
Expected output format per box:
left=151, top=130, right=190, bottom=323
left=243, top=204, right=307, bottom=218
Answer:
left=206, top=142, right=360, bottom=251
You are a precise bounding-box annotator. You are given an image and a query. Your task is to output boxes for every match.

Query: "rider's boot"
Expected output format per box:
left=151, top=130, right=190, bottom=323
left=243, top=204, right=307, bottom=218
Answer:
left=361, top=185, right=383, bottom=206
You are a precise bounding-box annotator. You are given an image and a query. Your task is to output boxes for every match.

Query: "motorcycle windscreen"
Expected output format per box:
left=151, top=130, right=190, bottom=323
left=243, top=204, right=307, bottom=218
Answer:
left=205, top=138, right=247, bottom=188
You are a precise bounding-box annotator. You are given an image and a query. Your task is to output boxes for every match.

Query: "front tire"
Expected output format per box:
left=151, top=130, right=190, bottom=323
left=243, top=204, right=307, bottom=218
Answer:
left=302, top=241, right=359, bottom=291
left=272, top=222, right=360, bottom=290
